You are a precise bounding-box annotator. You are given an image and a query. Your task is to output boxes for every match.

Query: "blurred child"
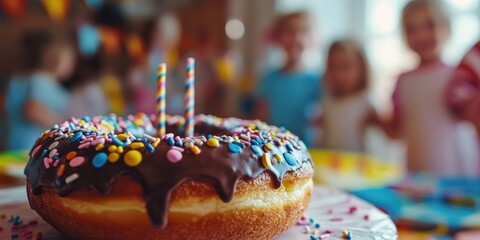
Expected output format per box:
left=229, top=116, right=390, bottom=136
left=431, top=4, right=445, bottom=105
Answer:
left=388, top=0, right=478, bottom=176
left=317, top=40, right=378, bottom=152
left=447, top=41, right=480, bottom=135
left=6, top=31, right=74, bottom=150
left=255, top=11, right=320, bottom=144
left=68, top=54, right=109, bottom=117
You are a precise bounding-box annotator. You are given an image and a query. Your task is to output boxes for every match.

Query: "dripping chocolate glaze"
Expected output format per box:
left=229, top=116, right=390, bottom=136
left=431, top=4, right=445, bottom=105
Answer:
left=24, top=115, right=312, bottom=228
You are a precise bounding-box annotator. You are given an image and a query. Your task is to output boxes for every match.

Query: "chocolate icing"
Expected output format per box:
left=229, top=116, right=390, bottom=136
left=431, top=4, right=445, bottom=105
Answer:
left=24, top=114, right=312, bottom=228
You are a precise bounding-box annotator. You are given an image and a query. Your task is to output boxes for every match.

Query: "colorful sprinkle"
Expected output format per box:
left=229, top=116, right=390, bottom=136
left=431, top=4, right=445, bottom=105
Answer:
left=131, top=142, right=145, bottom=149
left=124, top=150, right=142, bottom=167
left=95, top=143, right=105, bottom=151
left=228, top=142, right=242, bottom=153
left=274, top=154, right=282, bottom=163
left=69, top=157, right=85, bottom=167
left=70, top=132, right=83, bottom=142
left=48, top=141, right=59, bottom=150
left=66, top=151, right=77, bottom=160
left=31, top=145, right=42, bottom=157
left=65, top=173, right=79, bottom=184
left=262, top=153, right=272, bottom=168
left=342, top=230, right=351, bottom=239
left=57, top=164, right=65, bottom=176
left=167, top=149, right=183, bottom=163
left=265, top=142, right=274, bottom=150
left=283, top=152, right=297, bottom=166
left=251, top=145, right=263, bottom=155
left=189, top=145, right=201, bottom=155
left=207, top=138, right=219, bottom=147
left=108, top=145, right=117, bottom=152
left=108, top=153, right=120, bottom=163
left=92, top=153, right=108, bottom=168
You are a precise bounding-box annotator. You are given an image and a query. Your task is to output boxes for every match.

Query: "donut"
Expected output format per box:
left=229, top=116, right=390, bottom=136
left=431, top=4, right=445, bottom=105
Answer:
left=24, top=114, right=314, bottom=240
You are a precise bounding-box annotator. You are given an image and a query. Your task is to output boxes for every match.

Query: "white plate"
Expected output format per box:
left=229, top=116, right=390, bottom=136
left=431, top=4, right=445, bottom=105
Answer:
left=0, top=186, right=397, bottom=240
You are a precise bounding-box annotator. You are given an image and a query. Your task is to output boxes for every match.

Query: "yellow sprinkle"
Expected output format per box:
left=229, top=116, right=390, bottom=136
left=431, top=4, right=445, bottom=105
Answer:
left=342, top=230, right=349, bottom=238
left=312, top=229, right=319, bottom=236
left=270, top=131, right=275, bottom=137
left=102, top=122, right=114, bottom=131
left=265, top=143, right=274, bottom=150
left=233, top=136, right=240, bottom=142
left=108, top=145, right=117, bottom=152
left=207, top=138, right=219, bottom=147
left=133, top=119, right=144, bottom=126
left=131, top=142, right=145, bottom=149
left=68, top=133, right=74, bottom=137
left=248, top=123, right=256, bottom=130
left=262, top=153, right=272, bottom=168
left=124, top=150, right=142, bottom=167
left=152, top=139, right=160, bottom=147
left=66, top=151, right=77, bottom=160
left=91, top=126, right=98, bottom=131
left=189, top=145, right=201, bottom=155
left=95, top=143, right=104, bottom=151
left=117, top=146, right=124, bottom=153
left=274, top=154, right=282, bottom=163
left=79, top=120, right=86, bottom=126
left=108, top=153, right=120, bottom=163
left=117, top=134, right=128, bottom=141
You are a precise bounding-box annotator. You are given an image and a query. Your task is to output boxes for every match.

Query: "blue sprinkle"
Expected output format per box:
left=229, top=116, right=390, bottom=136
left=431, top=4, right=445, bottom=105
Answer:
left=11, top=233, right=19, bottom=238
left=141, top=138, right=148, bottom=143
left=251, top=145, right=263, bottom=155
left=112, top=137, right=126, bottom=147
left=250, top=139, right=258, bottom=145
left=71, top=131, right=83, bottom=142
left=283, top=152, right=298, bottom=166
left=175, top=139, right=183, bottom=147
left=315, top=223, right=321, bottom=228
left=167, top=137, right=175, bottom=146
left=92, top=153, right=108, bottom=168
left=83, top=116, right=90, bottom=122
left=146, top=144, right=155, bottom=153
left=207, top=134, right=213, bottom=139
left=52, top=156, right=59, bottom=161
left=309, top=236, right=318, bottom=240
left=41, top=149, right=48, bottom=157
left=228, top=142, right=242, bottom=153
left=286, top=143, right=294, bottom=152
left=232, top=141, right=245, bottom=148
left=309, top=218, right=314, bottom=224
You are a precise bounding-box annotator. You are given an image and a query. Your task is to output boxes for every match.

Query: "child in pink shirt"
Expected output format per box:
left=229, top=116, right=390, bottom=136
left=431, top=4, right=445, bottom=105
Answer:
left=388, top=0, right=478, bottom=176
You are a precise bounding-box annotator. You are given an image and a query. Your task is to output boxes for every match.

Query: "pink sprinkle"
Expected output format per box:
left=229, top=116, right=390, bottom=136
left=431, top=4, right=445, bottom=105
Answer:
left=92, top=137, right=105, bottom=146
left=164, top=133, right=174, bottom=140
left=78, top=142, right=91, bottom=149
left=363, top=214, right=369, bottom=221
left=53, top=160, right=59, bottom=167
left=167, top=149, right=183, bottom=163
left=240, top=139, right=251, bottom=147
left=323, top=230, right=333, bottom=234
left=330, top=217, right=343, bottom=222
left=320, top=234, right=331, bottom=239
left=171, top=146, right=184, bottom=152
left=31, top=145, right=42, bottom=157
left=43, top=158, right=51, bottom=169
left=327, top=209, right=333, bottom=214
left=69, top=157, right=85, bottom=167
